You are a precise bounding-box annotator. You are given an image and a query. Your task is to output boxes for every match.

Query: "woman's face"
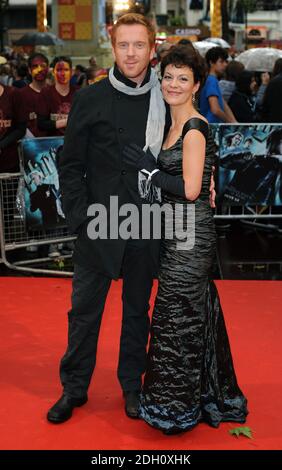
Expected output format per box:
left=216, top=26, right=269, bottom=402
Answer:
left=161, top=64, right=199, bottom=107
left=250, top=76, right=257, bottom=94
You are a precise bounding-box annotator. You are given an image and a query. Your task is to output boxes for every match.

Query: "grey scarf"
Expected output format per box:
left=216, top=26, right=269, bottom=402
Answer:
left=109, top=66, right=166, bottom=202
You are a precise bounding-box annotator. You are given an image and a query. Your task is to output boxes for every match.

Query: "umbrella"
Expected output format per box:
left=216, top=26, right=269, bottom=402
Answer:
left=235, top=47, right=282, bottom=72
left=13, top=32, right=64, bottom=46
left=205, top=37, right=231, bottom=48
left=193, top=41, right=216, bottom=57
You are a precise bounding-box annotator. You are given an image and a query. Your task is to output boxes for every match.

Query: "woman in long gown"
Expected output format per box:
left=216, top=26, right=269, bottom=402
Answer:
left=123, top=45, right=248, bottom=434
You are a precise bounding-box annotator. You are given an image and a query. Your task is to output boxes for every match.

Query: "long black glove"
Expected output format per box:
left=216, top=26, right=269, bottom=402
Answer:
left=123, top=143, right=186, bottom=198
left=123, top=143, right=157, bottom=173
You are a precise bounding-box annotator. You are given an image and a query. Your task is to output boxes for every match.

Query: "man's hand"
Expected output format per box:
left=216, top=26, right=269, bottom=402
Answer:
left=209, top=166, right=216, bottom=208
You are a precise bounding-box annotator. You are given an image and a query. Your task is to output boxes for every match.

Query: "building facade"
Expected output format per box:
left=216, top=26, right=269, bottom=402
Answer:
left=3, top=1, right=282, bottom=57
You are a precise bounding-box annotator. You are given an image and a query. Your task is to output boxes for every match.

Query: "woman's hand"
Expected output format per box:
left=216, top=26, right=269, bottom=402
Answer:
left=209, top=166, right=216, bottom=208
left=123, top=143, right=157, bottom=173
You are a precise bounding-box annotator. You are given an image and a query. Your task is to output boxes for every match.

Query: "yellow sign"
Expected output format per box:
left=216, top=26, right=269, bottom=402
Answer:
left=37, top=0, right=47, bottom=32
left=58, top=0, right=92, bottom=41
left=210, top=0, right=222, bottom=38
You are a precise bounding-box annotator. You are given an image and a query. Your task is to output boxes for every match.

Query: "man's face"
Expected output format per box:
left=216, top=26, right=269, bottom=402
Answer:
left=213, top=58, right=228, bottom=77
left=232, top=134, right=242, bottom=146
left=54, top=61, right=71, bottom=85
left=112, top=24, right=155, bottom=84
left=30, top=57, right=48, bottom=82
left=32, top=173, right=42, bottom=186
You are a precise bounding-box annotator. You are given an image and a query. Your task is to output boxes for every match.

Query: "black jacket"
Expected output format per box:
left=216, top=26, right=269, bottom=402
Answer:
left=262, top=73, right=282, bottom=122
left=228, top=91, right=255, bottom=123
left=59, top=65, right=161, bottom=278
left=30, top=184, right=63, bottom=227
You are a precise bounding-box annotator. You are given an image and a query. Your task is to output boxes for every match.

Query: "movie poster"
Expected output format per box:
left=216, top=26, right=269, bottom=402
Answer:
left=20, top=137, right=66, bottom=230
left=217, top=124, right=282, bottom=205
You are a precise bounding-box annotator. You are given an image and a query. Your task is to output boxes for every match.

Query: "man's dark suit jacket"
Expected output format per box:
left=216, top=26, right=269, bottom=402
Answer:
left=59, top=66, right=161, bottom=279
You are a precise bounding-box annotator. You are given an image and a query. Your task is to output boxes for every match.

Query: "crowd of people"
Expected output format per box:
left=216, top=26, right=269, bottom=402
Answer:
left=156, top=40, right=282, bottom=126
left=0, top=52, right=108, bottom=256
left=0, top=52, right=108, bottom=175
left=1, top=39, right=282, bottom=177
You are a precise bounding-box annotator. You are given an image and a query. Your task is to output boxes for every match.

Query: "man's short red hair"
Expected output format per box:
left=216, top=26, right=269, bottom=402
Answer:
left=111, top=13, right=155, bottom=48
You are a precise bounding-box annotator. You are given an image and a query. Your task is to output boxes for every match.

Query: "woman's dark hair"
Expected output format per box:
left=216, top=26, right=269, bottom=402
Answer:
left=235, top=70, right=255, bottom=95
left=178, top=38, right=193, bottom=46
left=272, top=58, right=282, bottom=77
left=225, top=60, right=244, bottom=81
left=160, top=45, right=206, bottom=86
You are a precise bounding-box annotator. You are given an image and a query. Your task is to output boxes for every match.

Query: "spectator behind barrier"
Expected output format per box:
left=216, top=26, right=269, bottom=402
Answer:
left=262, top=57, right=282, bottom=122
left=200, top=47, right=237, bottom=123
left=219, top=60, right=245, bottom=102
left=228, top=70, right=257, bottom=123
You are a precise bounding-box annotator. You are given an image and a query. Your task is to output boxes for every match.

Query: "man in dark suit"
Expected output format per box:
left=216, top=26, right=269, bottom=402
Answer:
left=29, top=172, right=64, bottom=228
left=47, top=13, right=162, bottom=423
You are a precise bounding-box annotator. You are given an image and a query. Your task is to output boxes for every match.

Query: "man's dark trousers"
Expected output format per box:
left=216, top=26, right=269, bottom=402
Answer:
left=60, top=238, right=154, bottom=398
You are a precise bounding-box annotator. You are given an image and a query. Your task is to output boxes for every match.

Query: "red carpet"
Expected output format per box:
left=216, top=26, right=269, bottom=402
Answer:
left=0, top=278, right=281, bottom=450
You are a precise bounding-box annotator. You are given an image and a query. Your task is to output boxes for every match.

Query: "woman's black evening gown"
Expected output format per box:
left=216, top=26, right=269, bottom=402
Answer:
left=139, top=118, right=248, bottom=433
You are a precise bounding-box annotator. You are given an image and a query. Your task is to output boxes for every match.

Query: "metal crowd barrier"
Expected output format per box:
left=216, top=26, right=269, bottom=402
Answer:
left=1, top=173, right=281, bottom=276
left=0, top=173, right=75, bottom=276
left=215, top=204, right=282, bottom=221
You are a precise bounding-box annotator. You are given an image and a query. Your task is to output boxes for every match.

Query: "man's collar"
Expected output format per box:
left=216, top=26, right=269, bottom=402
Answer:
left=113, top=63, right=151, bottom=88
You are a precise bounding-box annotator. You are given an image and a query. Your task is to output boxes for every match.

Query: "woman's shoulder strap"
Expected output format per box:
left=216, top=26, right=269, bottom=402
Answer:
left=182, top=117, right=209, bottom=142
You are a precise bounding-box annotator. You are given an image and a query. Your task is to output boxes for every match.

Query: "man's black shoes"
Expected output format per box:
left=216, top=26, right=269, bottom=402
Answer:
left=123, top=390, right=140, bottom=419
left=47, top=390, right=140, bottom=422
left=47, top=394, right=88, bottom=424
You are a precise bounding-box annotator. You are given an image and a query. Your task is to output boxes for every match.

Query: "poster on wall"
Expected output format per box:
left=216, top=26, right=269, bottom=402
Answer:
left=217, top=124, right=282, bottom=205
left=20, top=137, right=66, bottom=230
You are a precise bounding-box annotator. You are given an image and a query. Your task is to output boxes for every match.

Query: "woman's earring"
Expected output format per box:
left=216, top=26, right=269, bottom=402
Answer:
left=192, top=93, right=196, bottom=105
